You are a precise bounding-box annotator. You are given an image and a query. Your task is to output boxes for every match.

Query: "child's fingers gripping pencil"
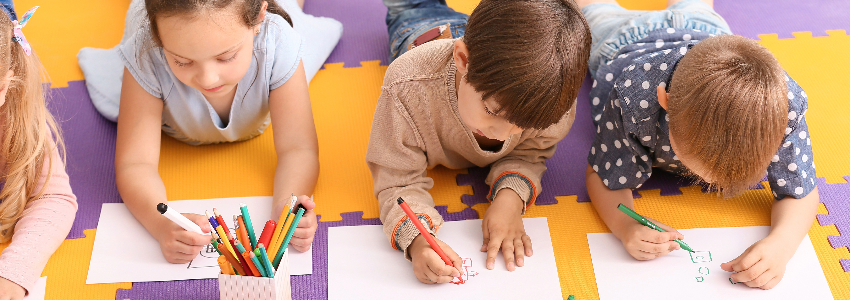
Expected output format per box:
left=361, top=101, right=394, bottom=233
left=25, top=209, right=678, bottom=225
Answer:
left=397, top=198, right=453, bottom=267
left=156, top=203, right=206, bottom=235
left=616, top=204, right=695, bottom=252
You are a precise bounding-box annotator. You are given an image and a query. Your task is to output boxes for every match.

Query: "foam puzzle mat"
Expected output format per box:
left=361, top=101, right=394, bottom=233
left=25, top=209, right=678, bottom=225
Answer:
left=0, top=0, right=846, bottom=299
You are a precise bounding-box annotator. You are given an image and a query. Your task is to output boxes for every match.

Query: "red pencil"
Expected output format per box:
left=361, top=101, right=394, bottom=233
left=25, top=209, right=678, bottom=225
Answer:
left=396, top=198, right=453, bottom=266
left=257, top=220, right=276, bottom=248
left=213, top=208, right=233, bottom=240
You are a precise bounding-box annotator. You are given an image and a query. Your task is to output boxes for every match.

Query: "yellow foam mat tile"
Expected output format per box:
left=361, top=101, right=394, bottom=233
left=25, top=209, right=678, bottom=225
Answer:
left=758, top=30, right=850, bottom=184
left=15, top=0, right=128, bottom=87
left=467, top=183, right=850, bottom=299
left=0, top=229, right=130, bottom=300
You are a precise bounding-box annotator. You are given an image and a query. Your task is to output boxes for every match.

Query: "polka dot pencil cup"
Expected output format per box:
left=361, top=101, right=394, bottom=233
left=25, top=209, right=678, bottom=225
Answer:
left=218, top=252, right=291, bottom=300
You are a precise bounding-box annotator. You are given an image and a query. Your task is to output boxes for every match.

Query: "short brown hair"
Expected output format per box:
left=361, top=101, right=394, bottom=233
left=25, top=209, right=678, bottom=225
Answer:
left=667, top=35, right=788, bottom=197
left=464, top=0, right=591, bottom=130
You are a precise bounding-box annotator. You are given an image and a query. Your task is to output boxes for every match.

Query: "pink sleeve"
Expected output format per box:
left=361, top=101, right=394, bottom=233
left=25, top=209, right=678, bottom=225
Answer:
left=0, top=145, right=77, bottom=294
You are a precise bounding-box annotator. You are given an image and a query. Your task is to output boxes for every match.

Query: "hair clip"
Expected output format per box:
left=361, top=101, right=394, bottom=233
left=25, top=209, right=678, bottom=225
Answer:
left=11, top=6, right=38, bottom=56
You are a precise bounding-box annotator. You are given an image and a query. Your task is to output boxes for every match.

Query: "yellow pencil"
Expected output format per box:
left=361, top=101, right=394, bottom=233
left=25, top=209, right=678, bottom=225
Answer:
left=268, top=195, right=297, bottom=259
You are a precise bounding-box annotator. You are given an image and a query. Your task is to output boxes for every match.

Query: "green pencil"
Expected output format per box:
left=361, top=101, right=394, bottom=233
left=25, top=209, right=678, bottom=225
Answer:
left=616, top=204, right=695, bottom=252
left=273, top=207, right=305, bottom=268
left=240, top=203, right=258, bottom=249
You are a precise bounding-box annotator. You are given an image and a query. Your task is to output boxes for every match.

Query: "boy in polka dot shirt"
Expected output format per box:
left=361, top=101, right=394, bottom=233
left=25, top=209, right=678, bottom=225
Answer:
left=576, top=0, right=818, bottom=290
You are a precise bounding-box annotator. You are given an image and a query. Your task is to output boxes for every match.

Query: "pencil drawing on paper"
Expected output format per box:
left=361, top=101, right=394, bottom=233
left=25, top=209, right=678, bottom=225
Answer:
left=450, top=258, right=479, bottom=285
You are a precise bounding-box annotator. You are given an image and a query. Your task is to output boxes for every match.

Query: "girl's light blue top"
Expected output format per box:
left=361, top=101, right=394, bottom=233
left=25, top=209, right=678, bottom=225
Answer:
left=119, top=13, right=303, bottom=145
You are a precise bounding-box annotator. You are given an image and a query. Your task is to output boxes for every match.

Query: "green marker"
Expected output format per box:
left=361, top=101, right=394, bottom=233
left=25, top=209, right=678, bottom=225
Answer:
left=568, top=296, right=575, bottom=300
left=240, top=203, right=258, bottom=249
left=273, top=207, right=305, bottom=268
left=210, top=238, right=223, bottom=256
left=617, top=204, right=695, bottom=252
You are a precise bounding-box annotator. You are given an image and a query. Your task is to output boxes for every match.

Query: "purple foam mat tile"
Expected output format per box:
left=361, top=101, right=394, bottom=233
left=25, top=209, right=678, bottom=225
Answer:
left=842, top=259, right=850, bottom=273
left=303, top=0, right=390, bottom=67
left=534, top=75, right=596, bottom=204
left=45, top=81, right=121, bottom=240
left=632, top=169, right=695, bottom=199
left=457, top=166, right=491, bottom=207
left=815, top=176, right=850, bottom=253
left=435, top=205, right=479, bottom=221
left=715, top=0, right=850, bottom=39
left=115, top=278, right=218, bottom=300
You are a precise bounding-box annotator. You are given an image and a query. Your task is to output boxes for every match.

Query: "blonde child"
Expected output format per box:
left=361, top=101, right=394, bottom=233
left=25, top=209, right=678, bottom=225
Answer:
left=0, top=7, right=77, bottom=300
left=115, top=0, right=318, bottom=264
left=368, top=0, right=590, bottom=284
left=577, top=0, right=818, bottom=290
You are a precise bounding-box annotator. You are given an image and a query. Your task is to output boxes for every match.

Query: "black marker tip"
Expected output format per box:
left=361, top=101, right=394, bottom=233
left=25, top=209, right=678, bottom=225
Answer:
left=156, top=203, right=168, bottom=214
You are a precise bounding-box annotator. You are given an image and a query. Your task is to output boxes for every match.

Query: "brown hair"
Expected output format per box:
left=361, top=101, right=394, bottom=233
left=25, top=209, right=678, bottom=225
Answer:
left=145, top=0, right=292, bottom=47
left=667, top=35, right=788, bottom=198
left=0, top=11, right=65, bottom=242
left=464, top=0, right=591, bottom=130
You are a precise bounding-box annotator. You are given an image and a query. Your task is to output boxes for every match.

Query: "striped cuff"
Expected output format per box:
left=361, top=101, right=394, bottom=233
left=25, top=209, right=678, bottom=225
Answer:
left=390, top=214, right=436, bottom=260
left=488, top=171, right=537, bottom=214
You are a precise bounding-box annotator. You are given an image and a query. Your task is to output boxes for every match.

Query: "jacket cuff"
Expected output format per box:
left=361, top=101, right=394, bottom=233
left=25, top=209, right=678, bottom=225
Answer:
left=488, top=171, right=537, bottom=214
left=390, top=214, right=437, bottom=260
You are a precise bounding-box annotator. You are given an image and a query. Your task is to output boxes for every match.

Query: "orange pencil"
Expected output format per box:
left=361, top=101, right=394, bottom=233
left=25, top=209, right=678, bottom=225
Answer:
left=236, top=216, right=250, bottom=250
left=217, top=243, right=245, bottom=275
left=241, top=251, right=261, bottom=277
left=217, top=255, right=235, bottom=275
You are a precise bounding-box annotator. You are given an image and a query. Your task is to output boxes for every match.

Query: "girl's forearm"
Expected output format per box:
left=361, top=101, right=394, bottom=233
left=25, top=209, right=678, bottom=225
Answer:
left=116, top=163, right=169, bottom=234
left=272, top=149, right=319, bottom=214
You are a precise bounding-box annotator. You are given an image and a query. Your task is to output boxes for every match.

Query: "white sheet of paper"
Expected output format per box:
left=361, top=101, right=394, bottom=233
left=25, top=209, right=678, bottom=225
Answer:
left=23, top=277, right=46, bottom=300
left=588, top=226, right=832, bottom=299
left=328, top=217, right=562, bottom=299
left=87, top=196, right=312, bottom=284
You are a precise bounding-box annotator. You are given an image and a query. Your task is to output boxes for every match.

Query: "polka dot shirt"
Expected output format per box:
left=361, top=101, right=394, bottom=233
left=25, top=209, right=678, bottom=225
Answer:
left=587, top=28, right=816, bottom=200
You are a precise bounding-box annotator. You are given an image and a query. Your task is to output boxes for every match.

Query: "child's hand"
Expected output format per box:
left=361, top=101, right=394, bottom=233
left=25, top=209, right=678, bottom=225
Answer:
left=0, top=277, right=25, bottom=300
left=408, top=234, right=463, bottom=284
left=721, top=236, right=793, bottom=290
left=481, top=189, right=531, bottom=271
left=152, top=213, right=211, bottom=264
left=289, top=195, right=318, bottom=252
left=615, top=217, right=683, bottom=261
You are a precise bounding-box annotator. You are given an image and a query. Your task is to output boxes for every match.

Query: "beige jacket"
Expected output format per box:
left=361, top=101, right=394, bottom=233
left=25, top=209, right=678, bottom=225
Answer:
left=366, top=39, right=575, bottom=257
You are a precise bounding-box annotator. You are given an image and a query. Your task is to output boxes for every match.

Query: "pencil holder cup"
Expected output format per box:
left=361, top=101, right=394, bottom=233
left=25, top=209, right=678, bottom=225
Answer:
left=218, top=252, right=291, bottom=300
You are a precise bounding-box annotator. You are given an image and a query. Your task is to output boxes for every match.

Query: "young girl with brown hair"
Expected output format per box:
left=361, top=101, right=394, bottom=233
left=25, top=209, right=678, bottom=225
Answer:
left=115, top=0, right=318, bottom=264
left=0, top=6, right=77, bottom=300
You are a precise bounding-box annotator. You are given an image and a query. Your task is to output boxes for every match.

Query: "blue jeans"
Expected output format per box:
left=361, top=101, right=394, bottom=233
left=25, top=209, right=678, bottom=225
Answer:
left=0, top=0, right=16, bottom=21
left=581, top=0, right=732, bottom=75
left=384, top=0, right=467, bottom=62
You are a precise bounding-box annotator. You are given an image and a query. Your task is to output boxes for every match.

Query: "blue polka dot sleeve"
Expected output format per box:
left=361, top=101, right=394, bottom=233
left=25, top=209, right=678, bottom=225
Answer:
left=587, top=90, right=653, bottom=190
left=766, top=76, right=816, bottom=200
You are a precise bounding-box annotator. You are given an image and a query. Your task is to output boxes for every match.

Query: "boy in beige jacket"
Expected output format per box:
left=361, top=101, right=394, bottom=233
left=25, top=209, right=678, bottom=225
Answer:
left=367, top=0, right=591, bottom=284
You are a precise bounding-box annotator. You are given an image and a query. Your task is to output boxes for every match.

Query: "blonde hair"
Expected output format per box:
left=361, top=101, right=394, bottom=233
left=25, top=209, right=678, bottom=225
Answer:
left=0, top=11, right=65, bottom=243
left=668, top=35, right=787, bottom=198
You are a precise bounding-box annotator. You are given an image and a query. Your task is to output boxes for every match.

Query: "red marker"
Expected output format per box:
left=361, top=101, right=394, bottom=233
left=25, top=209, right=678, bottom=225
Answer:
left=257, top=220, right=277, bottom=248
left=396, top=198, right=453, bottom=266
